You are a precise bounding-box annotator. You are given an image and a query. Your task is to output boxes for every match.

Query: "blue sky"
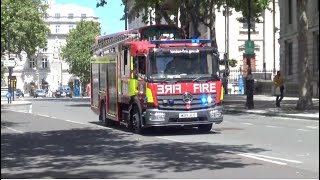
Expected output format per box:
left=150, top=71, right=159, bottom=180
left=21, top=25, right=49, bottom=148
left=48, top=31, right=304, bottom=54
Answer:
left=56, top=0, right=125, bottom=35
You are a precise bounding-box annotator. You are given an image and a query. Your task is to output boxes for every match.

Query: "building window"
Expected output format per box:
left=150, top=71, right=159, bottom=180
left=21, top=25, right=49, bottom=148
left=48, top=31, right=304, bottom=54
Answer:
left=43, top=48, right=47, bottom=52
left=242, top=22, right=256, bottom=30
left=288, top=0, right=292, bottom=24
left=42, top=57, right=48, bottom=69
left=285, top=41, right=293, bottom=75
left=55, top=25, right=60, bottom=33
left=314, top=33, right=319, bottom=72
left=55, top=13, right=60, bottom=19
left=68, top=25, right=74, bottom=31
left=29, top=58, right=36, bottom=69
left=68, top=13, right=74, bottom=19
left=81, top=13, right=86, bottom=19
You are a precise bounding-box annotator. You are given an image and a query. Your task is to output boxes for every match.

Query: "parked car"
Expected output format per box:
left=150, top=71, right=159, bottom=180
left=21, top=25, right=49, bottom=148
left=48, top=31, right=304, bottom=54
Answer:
left=15, top=89, right=24, bottom=97
left=34, top=89, right=46, bottom=98
left=55, top=86, right=72, bottom=98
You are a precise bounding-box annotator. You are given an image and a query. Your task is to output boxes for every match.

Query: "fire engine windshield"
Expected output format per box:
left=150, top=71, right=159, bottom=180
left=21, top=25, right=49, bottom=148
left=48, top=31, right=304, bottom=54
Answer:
left=149, top=49, right=219, bottom=81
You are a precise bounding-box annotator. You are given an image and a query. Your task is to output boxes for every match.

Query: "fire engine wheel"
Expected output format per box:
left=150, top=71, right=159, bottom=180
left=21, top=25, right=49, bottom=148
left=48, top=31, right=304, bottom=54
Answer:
left=132, top=106, right=143, bottom=134
left=101, top=104, right=112, bottom=127
left=198, top=124, right=213, bottom=133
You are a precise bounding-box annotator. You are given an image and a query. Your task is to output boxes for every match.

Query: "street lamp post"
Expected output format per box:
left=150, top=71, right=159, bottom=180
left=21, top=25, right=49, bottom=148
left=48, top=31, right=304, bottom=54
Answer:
left=246, top=0, right=254, bottom=109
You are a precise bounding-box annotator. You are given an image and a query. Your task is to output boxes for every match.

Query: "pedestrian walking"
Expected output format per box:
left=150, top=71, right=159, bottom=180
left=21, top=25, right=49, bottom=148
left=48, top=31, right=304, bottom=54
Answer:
left=273, top=71, right=285, bottom=107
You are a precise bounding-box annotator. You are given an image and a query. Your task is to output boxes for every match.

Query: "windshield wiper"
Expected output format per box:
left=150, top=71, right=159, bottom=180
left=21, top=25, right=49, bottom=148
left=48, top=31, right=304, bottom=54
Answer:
left=192, top=76, right=209, bottom=82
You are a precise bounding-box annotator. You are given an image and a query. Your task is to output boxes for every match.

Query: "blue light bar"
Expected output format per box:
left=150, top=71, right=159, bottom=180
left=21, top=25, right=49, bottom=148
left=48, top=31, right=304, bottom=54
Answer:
left=150, top=39, right=210, bottom=44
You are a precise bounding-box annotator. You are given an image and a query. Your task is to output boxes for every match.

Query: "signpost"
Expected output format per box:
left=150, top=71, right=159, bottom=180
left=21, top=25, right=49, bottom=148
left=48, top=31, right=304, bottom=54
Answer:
left=3, top=60, right=16, bottom=67
left=245, top=40, right=255, bottom=55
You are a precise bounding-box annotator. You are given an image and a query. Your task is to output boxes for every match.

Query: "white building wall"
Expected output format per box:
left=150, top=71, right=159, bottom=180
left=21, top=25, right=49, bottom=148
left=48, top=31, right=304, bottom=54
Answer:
left=2, top=1, right=99, bottom=95
left=214, top=2, right=280, bottom=72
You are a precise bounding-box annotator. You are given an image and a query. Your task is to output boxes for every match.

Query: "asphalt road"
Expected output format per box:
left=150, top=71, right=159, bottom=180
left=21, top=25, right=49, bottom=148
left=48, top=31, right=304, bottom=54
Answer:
left=1, top=97, right=319, bottom=179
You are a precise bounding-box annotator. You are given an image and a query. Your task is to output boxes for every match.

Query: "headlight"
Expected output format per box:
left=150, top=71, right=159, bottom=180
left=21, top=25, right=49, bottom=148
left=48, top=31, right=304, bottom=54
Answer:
left=200, top=94, right=216, bottom=105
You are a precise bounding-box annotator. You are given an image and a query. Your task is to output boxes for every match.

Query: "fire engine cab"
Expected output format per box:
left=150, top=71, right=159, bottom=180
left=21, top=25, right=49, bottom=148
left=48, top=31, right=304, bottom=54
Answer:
left=90, top=25, right=224, bottom=134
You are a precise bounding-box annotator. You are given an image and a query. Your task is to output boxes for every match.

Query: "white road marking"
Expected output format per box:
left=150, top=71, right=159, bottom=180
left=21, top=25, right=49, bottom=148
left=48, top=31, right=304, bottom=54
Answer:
left=266, top=125, right=279, bottom=128
left=298, top=140, right=303, bottom=142
left=3, top=126, right=24, bottom=133
left=241, top=122, right=253, bottom=125
left=28, top=105, right=32, bottom=113
left=306, top=126, right=318, bottom=129
left=296, top=129, right=312, bottom=132
left=245, top=153, right=302, bottom=163
left=238, top=153, right=287, bottom=165
left=156, top=137, right=185, bottom=143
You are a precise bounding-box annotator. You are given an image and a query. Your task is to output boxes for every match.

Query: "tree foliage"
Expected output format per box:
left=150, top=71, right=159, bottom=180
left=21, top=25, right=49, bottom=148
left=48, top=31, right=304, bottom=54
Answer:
left=61, top=21, right=101, bottom=85
left=97, top=0, right=270, bottom=48
left=1, top=0, right=50, bottom=59
left=296, top=0, right=313, bottom=110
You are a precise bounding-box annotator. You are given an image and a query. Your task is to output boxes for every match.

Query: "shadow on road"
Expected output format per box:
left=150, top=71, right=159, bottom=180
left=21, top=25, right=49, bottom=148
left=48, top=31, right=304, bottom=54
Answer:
left=66, top=103, right=91, bottom=107
left=1, top=128, right=267, bottom=178
left=89, top=121, right=221, bottom=136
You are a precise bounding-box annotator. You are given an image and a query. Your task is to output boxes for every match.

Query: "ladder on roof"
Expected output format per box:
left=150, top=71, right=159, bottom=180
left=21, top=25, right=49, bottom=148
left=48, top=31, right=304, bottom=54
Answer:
left=92, top=32, right=139, bottom=54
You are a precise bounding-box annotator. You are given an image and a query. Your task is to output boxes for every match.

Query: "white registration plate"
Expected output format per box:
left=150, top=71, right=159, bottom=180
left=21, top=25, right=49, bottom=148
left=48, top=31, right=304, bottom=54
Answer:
left=179, top=112, right=197, bottom=118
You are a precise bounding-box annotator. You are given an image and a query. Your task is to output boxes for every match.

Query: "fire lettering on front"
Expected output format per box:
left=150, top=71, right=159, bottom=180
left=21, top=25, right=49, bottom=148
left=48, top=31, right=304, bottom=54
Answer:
left=194, top=83, right=216, bottom=93
left=157, top=84, right=182, bottom=94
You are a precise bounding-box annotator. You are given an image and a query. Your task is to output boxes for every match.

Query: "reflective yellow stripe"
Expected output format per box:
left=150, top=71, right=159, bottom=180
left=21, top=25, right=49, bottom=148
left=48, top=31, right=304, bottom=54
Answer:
left=220, top=86, right=224, bottom=101
left=146, top=85, right=154, bottom=103
left=128, top=79, right=138, bottom=96
left=130, top=56, right=134, bottom=78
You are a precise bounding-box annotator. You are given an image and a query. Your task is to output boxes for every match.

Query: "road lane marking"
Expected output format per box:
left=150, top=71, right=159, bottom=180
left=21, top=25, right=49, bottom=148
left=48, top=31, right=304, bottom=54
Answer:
left=306, top=126, right=318, bottom=129
left=29, top=105, right=32, bottom=113
left=156, top=137, right=185, bottom=143
left=244, top=153, right=302, bottom=163
left=237, top=153, right=287, bottom=165
left=3, top=126, right=24, bottom=133
left=296, top=129, right=312, bottom=132
left=241, top=122, right=253, bottom=125
left=266, top=125, right=280, bottom=128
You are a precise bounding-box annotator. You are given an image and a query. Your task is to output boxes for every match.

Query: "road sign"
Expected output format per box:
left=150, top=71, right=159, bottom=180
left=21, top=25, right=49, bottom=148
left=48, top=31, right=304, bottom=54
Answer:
left=3, top=60, right=16, bottom=67
left=245, top=40, right=255, bottom=54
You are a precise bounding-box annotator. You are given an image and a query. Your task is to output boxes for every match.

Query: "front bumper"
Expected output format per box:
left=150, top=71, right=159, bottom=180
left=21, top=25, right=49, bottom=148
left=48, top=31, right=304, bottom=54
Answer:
left=142, top=106, right=223, bottom=127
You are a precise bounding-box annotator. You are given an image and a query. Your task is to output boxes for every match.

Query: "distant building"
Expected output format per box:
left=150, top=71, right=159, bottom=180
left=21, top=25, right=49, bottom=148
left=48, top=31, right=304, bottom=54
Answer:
left=3, top=1, right=99, bottom=95
left=278, top=0, right=319, bottom=97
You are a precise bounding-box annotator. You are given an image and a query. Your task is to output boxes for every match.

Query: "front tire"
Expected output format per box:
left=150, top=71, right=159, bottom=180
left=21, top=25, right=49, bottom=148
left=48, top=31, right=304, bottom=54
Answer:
left=131, top=106, right=143, bottom=134
left=198, top=124, right=213, bottom=133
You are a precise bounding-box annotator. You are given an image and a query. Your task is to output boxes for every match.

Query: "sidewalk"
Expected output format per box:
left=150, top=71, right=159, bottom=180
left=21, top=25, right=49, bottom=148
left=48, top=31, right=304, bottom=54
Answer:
left=223, top=94, right=319, bottom=120
left=1, top=97, right=32, bottom=106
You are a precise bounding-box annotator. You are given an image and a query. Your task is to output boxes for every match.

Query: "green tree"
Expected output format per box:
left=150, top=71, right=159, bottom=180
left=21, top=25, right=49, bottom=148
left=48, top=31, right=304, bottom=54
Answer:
left=61, top=20, right=101, bottom=86
left=97, top=0, right=270, bottom=48
left=1, top=0, right=50, bottom=59
left=296, top=0, right=313, bottom=110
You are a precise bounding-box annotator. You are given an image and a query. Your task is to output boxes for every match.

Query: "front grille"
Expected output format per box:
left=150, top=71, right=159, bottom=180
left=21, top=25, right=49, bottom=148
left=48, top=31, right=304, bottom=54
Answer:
left=169, top=117, right=208, bottom=123
left=157, top=94, right=216, bottom=110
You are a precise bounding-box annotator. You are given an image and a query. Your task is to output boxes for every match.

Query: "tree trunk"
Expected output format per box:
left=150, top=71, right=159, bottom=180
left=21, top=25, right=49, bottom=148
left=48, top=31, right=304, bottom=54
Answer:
left=155, top=3, right=162, bottom=24
left=188, top=0, right=201, bottom=38
left=296, top=0, right=313, bottom=110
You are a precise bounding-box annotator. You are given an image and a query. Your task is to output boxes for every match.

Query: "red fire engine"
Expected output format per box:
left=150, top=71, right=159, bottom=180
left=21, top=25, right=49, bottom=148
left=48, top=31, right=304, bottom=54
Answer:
left=90, top=25, right=224, bottom=134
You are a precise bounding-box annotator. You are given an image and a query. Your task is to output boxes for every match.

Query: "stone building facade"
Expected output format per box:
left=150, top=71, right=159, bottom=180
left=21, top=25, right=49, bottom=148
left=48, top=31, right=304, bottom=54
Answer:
left=2, top=1, right=99, bottom=95
left=278, top=0, right=319, bottom=97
